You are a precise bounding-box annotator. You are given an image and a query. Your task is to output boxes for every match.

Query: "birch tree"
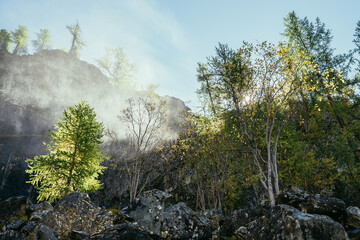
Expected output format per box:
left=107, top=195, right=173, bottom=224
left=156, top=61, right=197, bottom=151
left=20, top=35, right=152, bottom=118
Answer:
left=118, top=96, right=167, bottom=202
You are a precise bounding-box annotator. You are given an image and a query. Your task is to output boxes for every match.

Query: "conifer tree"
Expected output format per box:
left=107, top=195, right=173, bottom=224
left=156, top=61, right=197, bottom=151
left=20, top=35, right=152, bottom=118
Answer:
left=354, top=20, right=360, bottom=71
left=12, top=25, right=28, bottom=55
left=26, top=101, right=106, bottom=203
left=0, top=29, right=12, bottom=52
left=67, top=21, right=85, bottom=57
left=32, top=29, right=51, bottom=52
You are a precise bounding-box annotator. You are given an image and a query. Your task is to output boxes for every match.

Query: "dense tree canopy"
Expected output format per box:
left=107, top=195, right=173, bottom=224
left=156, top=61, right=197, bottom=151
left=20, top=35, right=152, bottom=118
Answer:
left=172, top=12, right=360, bottom=209
left=11, top=11, right=360, bottom=211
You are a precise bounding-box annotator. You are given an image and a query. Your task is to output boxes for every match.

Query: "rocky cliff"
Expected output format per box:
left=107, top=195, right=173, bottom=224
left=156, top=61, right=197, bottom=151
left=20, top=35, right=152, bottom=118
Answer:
left=0, top=50, right=189, bottom=201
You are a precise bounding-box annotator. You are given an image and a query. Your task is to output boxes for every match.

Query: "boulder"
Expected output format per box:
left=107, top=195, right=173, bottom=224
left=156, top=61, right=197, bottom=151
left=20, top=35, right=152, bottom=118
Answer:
left=90, top=223, right=158, bottom=240
left=235, top=226, right=248, bottom=239
left=347, top=228, right=360, bottom=239
left=276, top=186, right=309, bottom=208
left=126, top=189, right=212, bottom=239
left=0, top=229, right=24, bottom=240
left=246, top=204, right=348, bottom=240
left=0, top=196, right=28, bottom=226
left=30, top=209, right=53, bottom=222
left=37, top=224, right=58, bottom=240
left=126, top=189, right=172, bottom=236
left=277, top=187, right=346, bottom=224
left=69, top=230, right=90, bottom=240
left=347, top=206, right=360, bottom=229
left=42, top=192, right=114, bottom=239
left=161, top=202, right=212, bottom=239
left=28, top=201, right=54, bottom=222
left=21, top=221, right=37, bottom=235
left=6, top=219, right=26, bottom=230
left=28, top=201, right=53, bottom=212
left=198, top=209, right=223, bottom=238
left=304, top=194, right=347, bottom=223
left=219, top=207, right=265, bottom=237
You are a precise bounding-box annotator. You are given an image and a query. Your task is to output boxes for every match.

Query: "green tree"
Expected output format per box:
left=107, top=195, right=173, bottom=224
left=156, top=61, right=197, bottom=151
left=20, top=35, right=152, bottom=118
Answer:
left=32, top=29, right=52, bottom=52
left=282, top=12, right=360, bottom=200
left=174, top=114, right=242, bottom=211
left=26, top=101, right=106, bottom=203
left=354, top=20, right=360, bottom=71
left=198, top=41, right=315, bottom=206
left=196, top=63, right=218, bottom=116
left=282, top=11, right=355, bottom=129
left=0, top=29, right=12, bottom=52
left=67, top=21, right=85, bottom=57
left=12, top=25, right=28, bottom=55
left=210, top=43, right=254, bottom=114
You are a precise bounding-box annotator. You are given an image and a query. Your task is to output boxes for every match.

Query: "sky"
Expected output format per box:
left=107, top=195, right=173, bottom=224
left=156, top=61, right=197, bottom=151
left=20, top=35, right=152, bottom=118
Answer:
left=1, top=0, right=359, bottom=111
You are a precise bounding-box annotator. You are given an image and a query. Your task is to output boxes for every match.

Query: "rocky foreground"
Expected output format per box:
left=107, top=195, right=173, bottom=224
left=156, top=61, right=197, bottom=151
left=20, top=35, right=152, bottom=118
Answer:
left=1, top=187, right=360, bottom=239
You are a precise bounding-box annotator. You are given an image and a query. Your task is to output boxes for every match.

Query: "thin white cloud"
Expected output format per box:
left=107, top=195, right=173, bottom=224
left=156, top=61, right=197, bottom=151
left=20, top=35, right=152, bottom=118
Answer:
left=125, top=0, right=189, bottom=52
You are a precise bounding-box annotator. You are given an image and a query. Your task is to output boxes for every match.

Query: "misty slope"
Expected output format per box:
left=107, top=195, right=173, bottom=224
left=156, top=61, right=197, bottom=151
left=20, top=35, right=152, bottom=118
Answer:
left=0, top=49, right=189, bottom=200
left=1, top=49, right=123, bottom=134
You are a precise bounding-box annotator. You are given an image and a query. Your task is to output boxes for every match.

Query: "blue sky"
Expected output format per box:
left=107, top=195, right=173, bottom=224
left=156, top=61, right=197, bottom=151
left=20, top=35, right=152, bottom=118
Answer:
left=1, top=0, right=359, bottom=110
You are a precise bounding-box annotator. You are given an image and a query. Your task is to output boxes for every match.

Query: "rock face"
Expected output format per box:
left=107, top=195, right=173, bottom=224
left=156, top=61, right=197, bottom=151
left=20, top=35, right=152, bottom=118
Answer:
left=0, top=135, right=46, bottom=201
left=42, top=192, right=114, bottom=239
left=218, top=187, right=355, bottom=239
left=246, top=204, right=348, bottom=240
left=0, top=196, right=29, bottom=239
left=162, top=202, right=211, bottom=239
left=219, top=208, right=264, bottom=237
left=28, top=201, right=54, bottom=222
left=0, top=50, right=190, bottom=203
left=126, top=189, right=212, bottom=239
left=0, top=229, right=24, bottom=240
left=127, top=189, right=172, bottom=236
left=277, top=186, right=347, bottom=224
left=90, top=223, right=158, bottom=240
left=37, top=224, right=58, bottom=240
left=0, top=50, right=110, bottom=201
left=0, top=192, right=117, bottom=239
left=6, top=219, right=26, bottom=230
left=0, top=196, right=28, bottom=227
left=347, top=206, right=360, bottom=229
left=0, top=189, right=357, bottom=239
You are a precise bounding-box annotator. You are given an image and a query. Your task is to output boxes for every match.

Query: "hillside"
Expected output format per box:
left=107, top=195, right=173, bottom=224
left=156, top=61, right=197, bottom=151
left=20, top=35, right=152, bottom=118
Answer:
left=0, top=49, right=188, bottom=200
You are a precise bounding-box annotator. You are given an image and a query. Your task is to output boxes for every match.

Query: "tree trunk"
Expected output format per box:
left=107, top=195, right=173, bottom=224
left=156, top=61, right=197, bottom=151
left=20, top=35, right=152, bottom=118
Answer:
left=12, top=43, right=19, bottom=55
left=205, top=77, right=217, bottom=115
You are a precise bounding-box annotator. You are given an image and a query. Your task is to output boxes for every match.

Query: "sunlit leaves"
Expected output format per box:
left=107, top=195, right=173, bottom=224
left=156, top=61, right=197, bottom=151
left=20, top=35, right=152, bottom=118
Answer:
left=32, top=29, right=52, bottom=52
left=67, top=21, right=85, bottom=57
left=11, top=25, right=28, bottom=55
left=167, top=113, right=242, bottom=211
left=0, top=29, right=12, bottom=52
left=26, top=101, right=106, bottom=203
